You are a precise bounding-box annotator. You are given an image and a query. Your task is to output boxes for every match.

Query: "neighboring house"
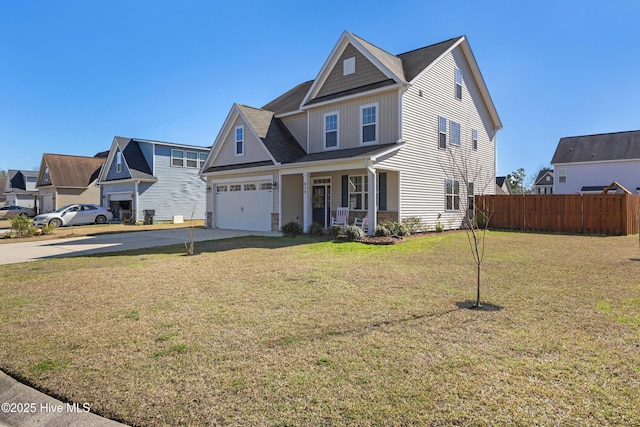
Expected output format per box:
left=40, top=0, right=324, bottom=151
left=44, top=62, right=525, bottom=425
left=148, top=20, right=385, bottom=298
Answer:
left=36, top=153, right=106, bottom=213
left=551, top=130, right=640, bottom=194
left=532, top=169, right=554, bottom=194
left=200, top=31, right=502, bottom=233
left=97, top=136, right=209, bottom=223
left=495, top=176, right=512, bottom=195
left=4, top=170, right=39, bottom=209
left=0, top=174, right=6, bottom=205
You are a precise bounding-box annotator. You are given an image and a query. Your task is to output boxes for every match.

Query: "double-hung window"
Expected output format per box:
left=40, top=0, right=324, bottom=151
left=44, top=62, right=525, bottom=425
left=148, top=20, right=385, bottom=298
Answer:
left=455, top=68, right=463, bottom=100
left=199, top=152, right=207, bottom=169
left=324, top=112, right=339, bottom=149
left=472, top=129, right=478, bottom=150
left=186, top=151, right=198, bottom=168
left=348, top=175, right=368, bottom=210
left=361, top=103, right=377, bottom=144
left=445, top=178, right=460, bottom=211
left=438, top=116, right=447, bottom=149
left=467, top=182, right=474, bottom=214
left=171, top=149, right=184, bottom=167
left=116, top=151, right=122, bottom=173
left=559, top=169, right=567, bottom=183
left=450, top=121, right=461, bottom=146
left=235, top=125, right=244, bottom=156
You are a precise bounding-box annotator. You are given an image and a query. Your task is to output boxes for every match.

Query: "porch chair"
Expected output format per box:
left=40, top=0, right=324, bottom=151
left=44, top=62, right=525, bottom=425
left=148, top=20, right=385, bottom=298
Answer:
left=354, top=214, right=369, bottom=233
left=331, top=207, right=349, bottom=227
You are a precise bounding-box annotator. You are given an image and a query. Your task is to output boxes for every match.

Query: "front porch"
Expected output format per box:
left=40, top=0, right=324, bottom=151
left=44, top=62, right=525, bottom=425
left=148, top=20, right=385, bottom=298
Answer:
left=279, top=168, right=399, bottom=235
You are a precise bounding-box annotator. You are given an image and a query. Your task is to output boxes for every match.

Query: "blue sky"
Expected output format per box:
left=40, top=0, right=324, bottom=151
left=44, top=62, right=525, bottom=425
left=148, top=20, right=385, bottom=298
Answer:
left=2, top=1, right=639, bottom=184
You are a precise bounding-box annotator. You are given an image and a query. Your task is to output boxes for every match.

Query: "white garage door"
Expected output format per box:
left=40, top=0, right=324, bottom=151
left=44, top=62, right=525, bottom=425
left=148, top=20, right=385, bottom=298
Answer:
left=41, top=194, right=54, bottom=214
left=215, top=182, right=273, bottom=231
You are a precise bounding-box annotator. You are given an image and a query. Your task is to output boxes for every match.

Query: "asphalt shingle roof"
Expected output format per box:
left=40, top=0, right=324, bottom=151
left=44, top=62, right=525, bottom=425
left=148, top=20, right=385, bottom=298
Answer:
left=41, top=154, right=105, bottom=187
left=551, top=130, right=640, bottom=164
left=113, top=137, right=156, bottom=181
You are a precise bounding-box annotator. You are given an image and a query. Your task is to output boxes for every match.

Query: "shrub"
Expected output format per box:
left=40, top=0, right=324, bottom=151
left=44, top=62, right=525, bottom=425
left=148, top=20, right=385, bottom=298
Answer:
left=281, top=221, right=303, bottom=237
left=401, top=216, right=424, bottom=233
left=435, top=221, right=444, bottom=233
left=308, top=222, right=324, bottom=237
left=474, top=211, right=488, bottom=229
left=374, top=225, right=391, bottom=237
left=327, top=225, right=344, bottom=240
left=10, top=215, right=33, bottom=238
left=379, top=220, right=410, bottom=237
left=344, top=225, right=365, bottom=241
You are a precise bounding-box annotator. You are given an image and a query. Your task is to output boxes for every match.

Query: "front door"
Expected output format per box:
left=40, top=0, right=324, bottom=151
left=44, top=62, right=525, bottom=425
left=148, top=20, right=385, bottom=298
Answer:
left=312, top=184, right=331, bottom=228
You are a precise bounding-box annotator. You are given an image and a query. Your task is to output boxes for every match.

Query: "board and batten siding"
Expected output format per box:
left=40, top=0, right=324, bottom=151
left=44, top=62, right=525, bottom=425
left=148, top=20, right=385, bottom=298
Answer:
left=307, top=90, right=400, bottom=154
left=136, top=145, right=208, bottom=221
left=377, top=46, right=497, bottom=230
left=279, top=113, right=308, bottom=150
left=212, top=116, right=272, bottom=168
left=553, top=161, right=640, bottom=194
left=280, top=174, right=303, bottom=226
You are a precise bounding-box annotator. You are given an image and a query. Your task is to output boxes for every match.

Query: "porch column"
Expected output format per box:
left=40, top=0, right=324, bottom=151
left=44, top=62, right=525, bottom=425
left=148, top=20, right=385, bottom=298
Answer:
left=367, top=166, right=377, bottom=236
left=302, top=172, right=310, bottom=232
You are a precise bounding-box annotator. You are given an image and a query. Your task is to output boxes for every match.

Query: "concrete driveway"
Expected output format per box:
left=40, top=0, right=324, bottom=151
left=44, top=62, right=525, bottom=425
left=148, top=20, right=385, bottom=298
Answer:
left=0, top=228, right=281, bottom=265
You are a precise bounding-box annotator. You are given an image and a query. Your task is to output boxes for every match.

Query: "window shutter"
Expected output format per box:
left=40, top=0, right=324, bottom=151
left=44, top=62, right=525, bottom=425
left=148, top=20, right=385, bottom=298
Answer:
left=341, top=175, right=348, bottom=207
left=378, top=172, right=387, bottom=211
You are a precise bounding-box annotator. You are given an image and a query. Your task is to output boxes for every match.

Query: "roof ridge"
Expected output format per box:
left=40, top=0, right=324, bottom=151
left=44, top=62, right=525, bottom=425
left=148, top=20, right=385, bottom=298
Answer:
left=396, top=35, right=464, bottom=57
left=561, top=129, right=640, bottom=140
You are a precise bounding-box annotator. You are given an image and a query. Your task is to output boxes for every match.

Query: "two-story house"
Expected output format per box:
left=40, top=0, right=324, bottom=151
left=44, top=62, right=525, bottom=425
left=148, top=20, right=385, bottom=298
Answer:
left=200, top=31, right=502, bottom=233
left=4, top=170, right=39, bottom=209
left=532, top=168, right=554, bottom=194
left=551, top=130, right=640, bottom=194
left=97, top=136, right=209, bottom=223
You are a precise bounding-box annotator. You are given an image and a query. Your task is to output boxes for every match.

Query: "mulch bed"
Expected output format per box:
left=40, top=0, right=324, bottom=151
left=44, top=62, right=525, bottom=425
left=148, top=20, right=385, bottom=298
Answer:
left=357, top=235, right=405, bottom=245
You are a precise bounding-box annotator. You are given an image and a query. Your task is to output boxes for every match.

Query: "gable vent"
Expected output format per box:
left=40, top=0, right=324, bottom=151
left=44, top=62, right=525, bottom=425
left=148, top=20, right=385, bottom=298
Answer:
left=343, top=56, right=355, bottom=76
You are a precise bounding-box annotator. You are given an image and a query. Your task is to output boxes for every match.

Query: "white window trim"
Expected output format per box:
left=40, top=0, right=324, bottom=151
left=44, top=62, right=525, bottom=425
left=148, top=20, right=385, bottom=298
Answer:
left=116, top=151, right=122, bottom=173
left=199, top=152, right=207, bottom=169
left=360, top=102, right=379, bottom=145
left=348, top=174, right=368, bottom=211
left=450, top=120, right=461, bottom=146
left=438, top=116, right=447, bottom=150
left=445, top=178, right=460, bottom=211
left=44, top=167, right=49, bottom=181
left=171, top=149, right=184, bottom=167
left=185, top=151, right=198, bottom=168
left=472, top=129, right=478, bottom=151
left=235, top=125, right=244, bottom=157
left=343, top=56, right=355, bottom=76
left=455, top=68, right=463, bottom=100
left=323, top=111, right=339, bottom=150
left=558, top=168, right=567, bottom=183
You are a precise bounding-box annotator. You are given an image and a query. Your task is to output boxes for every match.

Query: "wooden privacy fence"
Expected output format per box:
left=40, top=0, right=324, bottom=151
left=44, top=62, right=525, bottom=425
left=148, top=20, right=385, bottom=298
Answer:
left=476, top=194, right=640, bottom=236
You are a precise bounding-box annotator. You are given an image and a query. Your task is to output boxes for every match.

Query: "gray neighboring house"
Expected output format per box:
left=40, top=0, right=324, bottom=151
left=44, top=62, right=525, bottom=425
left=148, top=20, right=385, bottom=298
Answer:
left=97, top=136, right=210, bottom=223
left=4, top=170, right=39, bottom=209
left=551, top=130, right=640, bottom=194
left=495, top=176, right=512, bottom=195
left=200, top=31, right=502, bottom=233
left=532, top=169, right=553, bottom=194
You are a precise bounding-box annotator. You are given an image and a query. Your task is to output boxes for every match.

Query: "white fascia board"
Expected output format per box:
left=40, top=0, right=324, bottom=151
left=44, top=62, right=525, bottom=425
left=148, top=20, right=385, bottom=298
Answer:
left=280, top=158, right=367, bottom=175
left=300, top=83, right=405, bottom=111
left=201, top=105, right=242, bottom=173
left=300, top=31, right=404, bottom=108
left=369, top=141, right=405, bottom=161
left=97, top=138, right=119, bottom=183
left=409, top=36, right=465, bottom=85
left=200, top=164, right=279, bottom=179
left=553, top=158, right=640, bottom=167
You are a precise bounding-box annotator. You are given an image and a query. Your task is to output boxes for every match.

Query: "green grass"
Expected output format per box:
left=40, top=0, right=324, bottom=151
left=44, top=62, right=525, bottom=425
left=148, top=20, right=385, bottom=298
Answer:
left=0, top=232, right=639, bottom=426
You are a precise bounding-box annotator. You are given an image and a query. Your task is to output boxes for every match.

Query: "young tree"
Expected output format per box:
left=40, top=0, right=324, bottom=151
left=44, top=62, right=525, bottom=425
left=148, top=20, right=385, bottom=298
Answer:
left=506, top=168, right=527, bottom=194
left=441, top=144, right=494, bottom=308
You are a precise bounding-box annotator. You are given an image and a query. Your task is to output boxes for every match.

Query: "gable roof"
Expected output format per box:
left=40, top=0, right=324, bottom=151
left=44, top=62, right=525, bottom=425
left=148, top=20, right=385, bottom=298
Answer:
left=551, top=130, right=640, bottom=164
left=261, top=31, right=500, bottom=129
left=534, top=169, right=554, bottom=186
left=113, top=137, right=155, bottom=181
left=40, top=154, right=105, bottom=188
left=6, top=170, right=39, bottom=193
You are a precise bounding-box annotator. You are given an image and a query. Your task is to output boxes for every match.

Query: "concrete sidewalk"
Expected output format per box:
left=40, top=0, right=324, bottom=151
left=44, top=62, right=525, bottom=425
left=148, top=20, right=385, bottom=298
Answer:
left=0, top=370, right=126, bottom=426
left=0, top=228, right=281, bottom=265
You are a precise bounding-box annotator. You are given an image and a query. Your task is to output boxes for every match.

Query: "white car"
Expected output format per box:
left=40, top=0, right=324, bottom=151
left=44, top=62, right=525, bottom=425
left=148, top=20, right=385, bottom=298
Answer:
left=33, top=204, right=113, bottom=227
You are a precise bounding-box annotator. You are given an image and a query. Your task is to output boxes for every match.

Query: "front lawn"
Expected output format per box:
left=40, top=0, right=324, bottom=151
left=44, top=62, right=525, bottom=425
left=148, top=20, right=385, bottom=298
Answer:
left=0, top=232, right=639, bottom=426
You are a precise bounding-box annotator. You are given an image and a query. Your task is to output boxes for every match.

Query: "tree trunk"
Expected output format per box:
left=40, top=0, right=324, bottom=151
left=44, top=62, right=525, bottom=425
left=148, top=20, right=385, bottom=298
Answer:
left=476, top=262, right=481, bottom=307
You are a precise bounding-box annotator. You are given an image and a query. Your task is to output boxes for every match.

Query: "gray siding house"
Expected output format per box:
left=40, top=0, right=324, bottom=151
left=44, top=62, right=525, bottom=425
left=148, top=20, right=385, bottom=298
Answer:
left=551, top=130, right=640, bottom=194
left=200, top=31, right=502, bottom=233
left=4, top=170, right=39, bottom=209
left=98, top=137, right=209, bottom=223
